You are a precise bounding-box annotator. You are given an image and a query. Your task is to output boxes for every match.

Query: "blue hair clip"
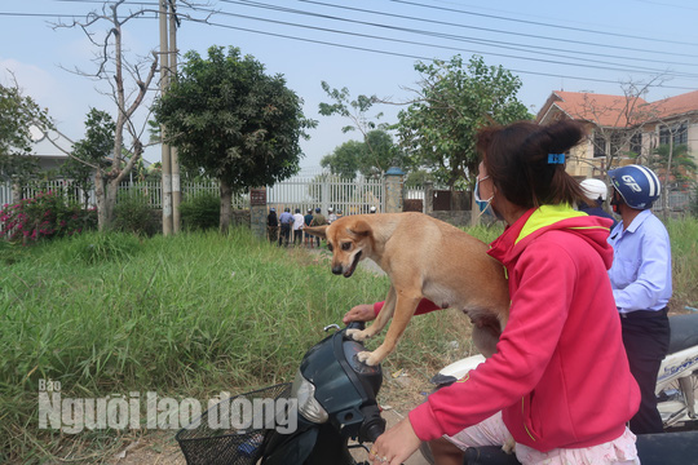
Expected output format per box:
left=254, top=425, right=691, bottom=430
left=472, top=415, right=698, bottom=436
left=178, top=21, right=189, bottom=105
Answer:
left=548, top=153, right=565, bottom=164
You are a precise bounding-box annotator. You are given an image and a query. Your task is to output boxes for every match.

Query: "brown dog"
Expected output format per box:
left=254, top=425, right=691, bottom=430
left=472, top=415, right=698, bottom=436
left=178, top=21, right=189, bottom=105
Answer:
left=304, top=212, right=509, bottom=366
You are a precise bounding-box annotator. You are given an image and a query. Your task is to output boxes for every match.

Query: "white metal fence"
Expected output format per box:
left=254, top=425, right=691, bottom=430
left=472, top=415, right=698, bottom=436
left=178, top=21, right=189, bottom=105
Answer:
left=1, top=177, right=693, bottom=216
left=267, top=174, right=384, bottom=215
left=0, top=175, right=385, bottom=214
left=0, top=181, right=11, bottom=208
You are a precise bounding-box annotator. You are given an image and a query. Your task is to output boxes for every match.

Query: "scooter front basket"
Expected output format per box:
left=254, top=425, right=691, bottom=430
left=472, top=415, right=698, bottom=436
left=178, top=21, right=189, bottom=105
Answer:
left=176, top=383, right=292, bottom=465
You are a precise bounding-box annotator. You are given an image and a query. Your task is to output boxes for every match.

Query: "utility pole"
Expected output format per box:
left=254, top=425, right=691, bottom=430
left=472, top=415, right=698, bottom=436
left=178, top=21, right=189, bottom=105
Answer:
left=168, top=0, right=181, bottom=233
left=160, top=0, right=173, bottom=235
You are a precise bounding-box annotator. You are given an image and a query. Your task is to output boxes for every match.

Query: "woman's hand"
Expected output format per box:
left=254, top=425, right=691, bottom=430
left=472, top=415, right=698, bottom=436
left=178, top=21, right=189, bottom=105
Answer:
left=368, top=418, right=421, bottom=465
left=342, top=303, right=377, bottom=324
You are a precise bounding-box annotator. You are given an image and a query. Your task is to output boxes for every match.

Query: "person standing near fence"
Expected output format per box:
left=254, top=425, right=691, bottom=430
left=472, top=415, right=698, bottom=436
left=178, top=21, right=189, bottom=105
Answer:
left=292, top=208, right=304, bottom=246
left=278, top=207, right=294, bottom=247
left=327, top=207, right=337, bottom=224
left=304, top=208, right=314, bottom=248
left=267, top=208, right=278, bottom=244
left=310, top=207, right=327, bottom=248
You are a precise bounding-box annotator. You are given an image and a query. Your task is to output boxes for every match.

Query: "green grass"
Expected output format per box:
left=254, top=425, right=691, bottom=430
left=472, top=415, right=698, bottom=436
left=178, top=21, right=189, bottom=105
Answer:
left=0, top=228, right=477, bottom=463
left=1, top=218, right=696, bottom=463
left=666, top=217, right=698, bottom=311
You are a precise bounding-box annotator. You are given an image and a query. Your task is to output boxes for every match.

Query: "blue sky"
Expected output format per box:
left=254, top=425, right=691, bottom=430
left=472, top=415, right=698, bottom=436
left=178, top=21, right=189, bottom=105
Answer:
left=2, top=0, right=697, bottom=171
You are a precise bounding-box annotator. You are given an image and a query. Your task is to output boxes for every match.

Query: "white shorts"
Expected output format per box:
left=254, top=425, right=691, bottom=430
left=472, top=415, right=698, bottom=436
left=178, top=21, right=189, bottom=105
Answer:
left=445, top=411, right=639, bottom=465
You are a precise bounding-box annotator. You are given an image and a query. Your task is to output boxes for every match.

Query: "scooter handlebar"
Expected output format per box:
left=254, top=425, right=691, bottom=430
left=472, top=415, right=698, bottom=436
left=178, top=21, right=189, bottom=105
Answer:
left=363, top=420, right=386, bottom=443
left=359, top=404, right=386, bottom=443
left=346, top=320, right=366, bottom=331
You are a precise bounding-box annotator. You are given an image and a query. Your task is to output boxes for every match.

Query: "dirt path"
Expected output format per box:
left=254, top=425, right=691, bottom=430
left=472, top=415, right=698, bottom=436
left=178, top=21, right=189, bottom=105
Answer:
left=107, top=377, right=430, bottom=464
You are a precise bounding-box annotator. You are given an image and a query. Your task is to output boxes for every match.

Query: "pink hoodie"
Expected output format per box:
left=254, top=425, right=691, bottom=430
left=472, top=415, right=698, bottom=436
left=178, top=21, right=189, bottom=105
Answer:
left=408, top=205, right=640, bottom=452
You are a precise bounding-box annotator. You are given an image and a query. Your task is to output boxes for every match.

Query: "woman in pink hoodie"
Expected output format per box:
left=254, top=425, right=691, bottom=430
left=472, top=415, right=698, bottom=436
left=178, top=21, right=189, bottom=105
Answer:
left=358, top=120, right=640, bottom=465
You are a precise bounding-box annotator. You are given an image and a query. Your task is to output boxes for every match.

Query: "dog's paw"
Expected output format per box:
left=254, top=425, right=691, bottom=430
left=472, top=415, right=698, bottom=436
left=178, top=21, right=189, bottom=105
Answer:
left=356, top=350, right=381, bottom=366
left=346, top=328, right=370, bottom=342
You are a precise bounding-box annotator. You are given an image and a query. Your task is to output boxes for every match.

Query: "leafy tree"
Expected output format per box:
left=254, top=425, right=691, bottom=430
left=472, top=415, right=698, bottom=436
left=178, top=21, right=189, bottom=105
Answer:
left=60, top=108, right=115, bottom=208
left=404, top=169, right=435, bottom=188
left=321, top=129, right=404, bottom=180
left=319, top=82, right=405, bottom=177
left=319, top=81, right=384, bottom=136
left=321, top=140, right=364, bottom=179
left=0, top=81, right=52, bottom=199
left=397, top=55, right=531, bottom=190
left=153, top=46, right=316, bottom=231
left=647, top=143, right=696, bottom=217
left=648, top=144, right=696, bottom=186
left=362, top=130, right=406, bottom=178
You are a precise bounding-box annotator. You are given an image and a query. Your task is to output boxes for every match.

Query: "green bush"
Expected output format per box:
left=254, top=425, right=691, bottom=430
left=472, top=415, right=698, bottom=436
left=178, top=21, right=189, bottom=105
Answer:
left=690, top=184, right=698, bottom=217
left=0, top=191, right=97, bottom=244
left=180, top=190, right=220, bottom=231
left=64, top=230, right=142, bottom=264
left=0, top=239, right=27, bottom=265
left=113, top=191, right=159, bottom=236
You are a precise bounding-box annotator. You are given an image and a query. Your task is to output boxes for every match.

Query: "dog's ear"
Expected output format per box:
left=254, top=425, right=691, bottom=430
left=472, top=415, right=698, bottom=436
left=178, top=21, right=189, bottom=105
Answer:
left=349, top=219, right=372, bottom=237
left=304, top=225, right=328, bottom=239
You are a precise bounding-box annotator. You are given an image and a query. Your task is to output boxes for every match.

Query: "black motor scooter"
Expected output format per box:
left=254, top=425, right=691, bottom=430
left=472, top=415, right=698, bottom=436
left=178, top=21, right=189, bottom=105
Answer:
left=176, top=321, right=385, bottom=465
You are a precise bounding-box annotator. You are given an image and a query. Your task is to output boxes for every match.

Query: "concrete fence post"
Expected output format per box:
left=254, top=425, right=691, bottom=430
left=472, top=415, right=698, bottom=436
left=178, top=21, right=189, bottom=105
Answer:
left=250, top=187, right=267, bottom=240
left=384, top=167, right=405, bottom=214
left=424, top=181, right=434, bottom=215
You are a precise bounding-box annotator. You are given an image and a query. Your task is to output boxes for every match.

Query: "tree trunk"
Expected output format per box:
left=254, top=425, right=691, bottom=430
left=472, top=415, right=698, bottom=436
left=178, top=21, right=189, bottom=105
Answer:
left=662, top=138, right=674, bottom=221
left=219, top=179, right=233, bottom=233
left=11, top=180, right=21, bottom=205
left=105, top=179, right=119, bottom=230
left=95, top=171, right=107, bottom=231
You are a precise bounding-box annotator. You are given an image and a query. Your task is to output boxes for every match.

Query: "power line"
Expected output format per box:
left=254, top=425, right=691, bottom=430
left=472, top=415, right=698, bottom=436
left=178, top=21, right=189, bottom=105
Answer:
left=273, top=0, right=698, bottom=59
left=201, top=5, right=698, bottom=80
left=390, top=0, right=698, bottom=48
left=6, top=1, right=697, bottom=91
left=196, top=18, right=696, bottom=91
left=293, top=0, right=698, bottom=68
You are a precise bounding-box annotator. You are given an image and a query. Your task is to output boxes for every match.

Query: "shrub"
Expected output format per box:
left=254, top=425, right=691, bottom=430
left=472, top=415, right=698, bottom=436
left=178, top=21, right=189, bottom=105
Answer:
left=690, top=184, right=698, bottom=218
left=0, top=191, right=97, bottom=244
left=180, top=190, right=220, bottom=231
left=113, top=190, right=159, bottom=236
left=0, top=239, right=26, bottom=265
left=65, top=230, right=142, bottom=264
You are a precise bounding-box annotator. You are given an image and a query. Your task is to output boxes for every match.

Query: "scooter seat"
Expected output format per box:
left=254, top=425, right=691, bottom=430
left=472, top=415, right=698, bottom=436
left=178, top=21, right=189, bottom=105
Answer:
left=668, top=314, right=698, bottom=355
left=462, top=431, right=698, bottom=465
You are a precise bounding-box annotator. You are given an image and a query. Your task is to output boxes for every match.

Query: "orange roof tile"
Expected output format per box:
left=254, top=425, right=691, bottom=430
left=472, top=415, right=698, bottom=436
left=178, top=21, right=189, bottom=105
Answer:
left=649, top=90, right=698, bottom=119
left=538, top=90, right=698, bottom=127
left=545, top=91, right=650, bottom=128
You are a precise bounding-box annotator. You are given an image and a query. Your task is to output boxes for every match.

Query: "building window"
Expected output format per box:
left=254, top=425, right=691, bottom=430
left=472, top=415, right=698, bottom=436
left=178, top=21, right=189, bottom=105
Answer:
left=610, top=132, right=623, bottom=157
left=630, top=133, right=642, bottom=157
left=676, top=122, right=688, bottom=145
left=659, top=122, right=688, bottom=146
left=593, top=133, right=605, bottom=158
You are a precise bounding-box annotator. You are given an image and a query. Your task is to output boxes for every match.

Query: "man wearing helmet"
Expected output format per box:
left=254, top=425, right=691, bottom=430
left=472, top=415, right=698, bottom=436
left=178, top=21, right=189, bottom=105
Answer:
left=608, top=164, right=672, bottom=434
left=327, top=207, right=338, bottom=224
left=579, top=178, right=617, bottom=229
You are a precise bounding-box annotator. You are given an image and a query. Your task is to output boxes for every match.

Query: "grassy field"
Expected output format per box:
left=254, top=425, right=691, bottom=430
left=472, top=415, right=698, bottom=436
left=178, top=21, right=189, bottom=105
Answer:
left=1, top=217, right=696, bottom=463
left=0, top=228, right=476, bottom=463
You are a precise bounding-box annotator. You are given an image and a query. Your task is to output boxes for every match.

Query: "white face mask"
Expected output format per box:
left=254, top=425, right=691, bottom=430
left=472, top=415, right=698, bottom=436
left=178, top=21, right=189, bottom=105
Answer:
left=474, top=175, right=494, bottom=216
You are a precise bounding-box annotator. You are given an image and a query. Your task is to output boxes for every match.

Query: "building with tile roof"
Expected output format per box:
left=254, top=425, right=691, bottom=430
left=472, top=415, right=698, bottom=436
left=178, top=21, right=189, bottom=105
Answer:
left=537, top=90, right=698, bottom=181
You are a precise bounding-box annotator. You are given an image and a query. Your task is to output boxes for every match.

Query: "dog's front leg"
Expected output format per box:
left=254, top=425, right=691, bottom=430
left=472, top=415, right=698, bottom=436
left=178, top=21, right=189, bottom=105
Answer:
left=357, top=288, right=421, bottom=366
left=347, top=286, right=396, bottom=343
